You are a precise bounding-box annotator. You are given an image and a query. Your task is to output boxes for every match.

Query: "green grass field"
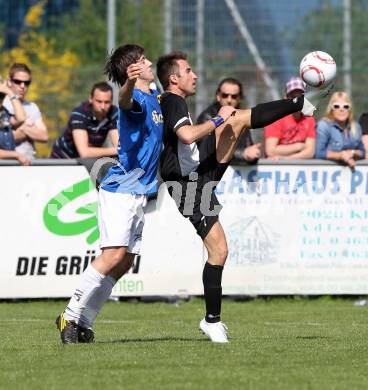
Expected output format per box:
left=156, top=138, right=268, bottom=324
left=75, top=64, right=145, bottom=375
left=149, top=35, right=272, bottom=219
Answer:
left=0, top=297, right=367, bottom=390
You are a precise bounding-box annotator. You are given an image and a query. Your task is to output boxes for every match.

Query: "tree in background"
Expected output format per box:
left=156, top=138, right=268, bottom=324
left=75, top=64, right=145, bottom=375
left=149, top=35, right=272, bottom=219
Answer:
left=0, top=0, right=163, bottom=156
left=52, top=0, right=163, bottom=64
left=0, top=1, right=80, bottom=157
left=51, top=0, right=163, bottom=105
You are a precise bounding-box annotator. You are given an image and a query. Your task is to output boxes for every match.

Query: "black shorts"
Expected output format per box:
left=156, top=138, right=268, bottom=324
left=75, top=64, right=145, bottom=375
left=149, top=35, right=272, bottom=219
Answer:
left=167, top=133, right=229, bottom=239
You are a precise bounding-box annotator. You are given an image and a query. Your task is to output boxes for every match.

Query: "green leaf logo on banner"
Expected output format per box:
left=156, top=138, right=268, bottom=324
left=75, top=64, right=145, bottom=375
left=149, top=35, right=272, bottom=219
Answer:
left=43, top=178, right=99, bottom=244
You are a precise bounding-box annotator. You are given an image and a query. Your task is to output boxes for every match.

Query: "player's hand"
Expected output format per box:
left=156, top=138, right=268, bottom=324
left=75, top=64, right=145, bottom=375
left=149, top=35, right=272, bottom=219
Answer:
left=218, top=105, right=236, bottom=121
left=126, top=63, right=144, bottom=83
left=243, top=143, right=261, bottom=161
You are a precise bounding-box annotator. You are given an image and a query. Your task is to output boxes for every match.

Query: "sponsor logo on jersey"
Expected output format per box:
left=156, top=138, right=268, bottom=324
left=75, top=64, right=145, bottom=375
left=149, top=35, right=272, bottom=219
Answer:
left=152, top=110, right=163, bottom=124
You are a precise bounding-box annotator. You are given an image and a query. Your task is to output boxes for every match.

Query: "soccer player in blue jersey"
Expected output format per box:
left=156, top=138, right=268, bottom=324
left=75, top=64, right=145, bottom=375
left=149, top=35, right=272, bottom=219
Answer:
left=56, top=44, right=163, bottom=344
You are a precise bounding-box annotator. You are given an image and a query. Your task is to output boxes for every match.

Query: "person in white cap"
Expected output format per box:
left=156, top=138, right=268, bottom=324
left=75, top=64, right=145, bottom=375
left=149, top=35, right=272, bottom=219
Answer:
left=264, top=76, right=316, bottom=160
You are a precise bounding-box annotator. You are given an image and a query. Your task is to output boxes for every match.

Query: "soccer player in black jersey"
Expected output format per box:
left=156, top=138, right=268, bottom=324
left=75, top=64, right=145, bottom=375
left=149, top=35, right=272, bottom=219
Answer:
left=156, top=51, right=327, bottom=342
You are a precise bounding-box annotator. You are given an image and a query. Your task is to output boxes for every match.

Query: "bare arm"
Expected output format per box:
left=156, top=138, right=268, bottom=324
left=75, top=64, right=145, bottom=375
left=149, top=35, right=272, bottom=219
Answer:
left=108, top=129, right=119, bottom=147
left=118, top=63, right=144, bottom=110
left=265, top=137, right=305, bottom=157
left=352, top=149, right=364, bottom=159
left=176, top=105, right=235, bottom=144
left=242, top=143, right=262, bottom=161
left=0, top=149, right=32, bottom=165
left=13, top=128, right=27, bottom=142
left=281, top=138, right=316, bottom=160
left=326, top=150, right=355, bottom=168
left=72, top=130, right=117, bottom=158
left=0, top=81, right=26, bottom=126
left=176, top=121, right=216, bottom=144
left=8, top=98, right=26, bottom=126
left=18, top=117, right=48, bottom=142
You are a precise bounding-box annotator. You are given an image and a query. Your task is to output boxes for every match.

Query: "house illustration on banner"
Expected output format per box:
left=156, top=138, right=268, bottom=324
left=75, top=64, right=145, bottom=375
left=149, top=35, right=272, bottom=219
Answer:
left=227, top=216, right=280, bottom=266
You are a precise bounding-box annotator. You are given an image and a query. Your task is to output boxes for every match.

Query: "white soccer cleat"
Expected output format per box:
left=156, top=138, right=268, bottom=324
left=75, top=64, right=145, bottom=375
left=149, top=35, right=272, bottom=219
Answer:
left=199, top=318, right=229, bottom=343
left=301, top=83, right=334, bottom=116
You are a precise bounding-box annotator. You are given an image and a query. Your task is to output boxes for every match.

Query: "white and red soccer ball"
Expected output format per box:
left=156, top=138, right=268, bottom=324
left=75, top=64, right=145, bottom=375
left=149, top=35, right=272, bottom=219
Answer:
left=299, top=51, right=336, bottom=88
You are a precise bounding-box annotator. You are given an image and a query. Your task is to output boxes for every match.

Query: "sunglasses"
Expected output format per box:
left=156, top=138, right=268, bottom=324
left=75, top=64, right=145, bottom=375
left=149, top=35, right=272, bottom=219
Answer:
left=11, top=78, right=31, bottom=86
left=332, top=103, right=350, bottom=110
left=220, top=92, right=240, bottom=99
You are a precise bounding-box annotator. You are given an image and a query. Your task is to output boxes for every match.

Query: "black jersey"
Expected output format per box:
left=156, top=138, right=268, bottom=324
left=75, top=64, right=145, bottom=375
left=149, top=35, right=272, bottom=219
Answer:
left=160, top=92, right=227, bottom=239
left=160, top=92, right=200, bottom=179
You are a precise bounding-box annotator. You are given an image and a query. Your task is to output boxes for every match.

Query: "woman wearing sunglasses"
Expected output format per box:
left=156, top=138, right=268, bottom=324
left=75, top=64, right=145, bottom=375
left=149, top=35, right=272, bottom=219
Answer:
left=315, top=91, right=365, bottom=168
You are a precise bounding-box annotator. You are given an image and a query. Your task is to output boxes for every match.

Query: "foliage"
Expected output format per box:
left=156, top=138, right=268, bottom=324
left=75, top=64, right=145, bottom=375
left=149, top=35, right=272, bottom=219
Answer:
left=25, top=1, right=45, bottom=29
left=51, top=0, right=164, bottom=65
left=0, top=2, right=80, bottom=157
left=0, top=0, right=164, bottom=157
left=117, top=0, right=164, bottom=61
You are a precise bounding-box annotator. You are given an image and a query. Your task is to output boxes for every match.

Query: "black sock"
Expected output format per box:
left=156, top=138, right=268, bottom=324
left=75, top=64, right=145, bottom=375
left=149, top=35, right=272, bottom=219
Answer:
left=250, top=96, right=304, bottom=129
left=202, top=262, right=223, bottom=323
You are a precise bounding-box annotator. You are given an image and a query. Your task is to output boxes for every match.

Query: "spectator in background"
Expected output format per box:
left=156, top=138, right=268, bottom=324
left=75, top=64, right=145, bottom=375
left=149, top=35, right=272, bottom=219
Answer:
left=197, top=77, right=261, bottom=163
left=358, top=111, right=368, bottom=159
left=0, top=78, right=30, bottom=165
left=4, top=63, right=48, bottom=160
left=51, top=82, right=118, bottom=158
left=316, top=91, right=364, bottom=169
left=264, top=77, right=316, bottom=160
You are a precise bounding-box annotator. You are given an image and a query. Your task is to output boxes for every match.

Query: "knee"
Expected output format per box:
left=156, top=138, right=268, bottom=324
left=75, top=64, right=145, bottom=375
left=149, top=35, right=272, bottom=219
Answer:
left=102, top=249, right=125, bottom=268
left=216, top=109, right=251, bottom=139
left=219, top=245, right=228, bottom=264
left=212, top=243, right=228, bottom=265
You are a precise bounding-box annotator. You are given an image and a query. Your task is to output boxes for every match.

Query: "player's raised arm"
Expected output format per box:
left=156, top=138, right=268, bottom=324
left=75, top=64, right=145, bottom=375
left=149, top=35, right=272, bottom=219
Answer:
left=118, top=62, right=143, bottom=110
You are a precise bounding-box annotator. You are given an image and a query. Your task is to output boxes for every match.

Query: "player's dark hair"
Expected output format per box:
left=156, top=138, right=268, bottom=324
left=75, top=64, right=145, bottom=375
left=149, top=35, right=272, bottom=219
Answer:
left=216, top=77, right=243, bottom=99
left=156, top=51, right=187, bottom=90
left=9, top=63, right=31, bottom=79
left=104, top=44, right=144, bottom=86
left=90, top=81, right=113, bottom=97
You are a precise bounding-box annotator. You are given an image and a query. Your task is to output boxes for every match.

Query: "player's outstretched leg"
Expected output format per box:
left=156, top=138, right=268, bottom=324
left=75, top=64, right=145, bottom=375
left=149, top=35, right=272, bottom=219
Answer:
left=214, top=93, right=324, bottom=164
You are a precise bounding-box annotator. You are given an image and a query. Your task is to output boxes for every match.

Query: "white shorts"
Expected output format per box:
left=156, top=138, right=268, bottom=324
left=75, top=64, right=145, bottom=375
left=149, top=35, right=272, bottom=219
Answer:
left=98, top=189, right=146, bottom=254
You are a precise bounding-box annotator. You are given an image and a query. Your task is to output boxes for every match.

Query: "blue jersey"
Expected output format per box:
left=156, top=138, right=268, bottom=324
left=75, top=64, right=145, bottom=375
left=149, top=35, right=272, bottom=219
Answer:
left=101, top=88, right=163, bottom=195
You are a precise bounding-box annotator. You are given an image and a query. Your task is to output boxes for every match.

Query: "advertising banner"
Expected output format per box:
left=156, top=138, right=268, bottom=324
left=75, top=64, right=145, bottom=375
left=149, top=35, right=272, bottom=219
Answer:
left=1, top=163, right=368, bottom=297
left=0, top=166, right=203, bottom=298
left=218, top=164, right=368, bottom=294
